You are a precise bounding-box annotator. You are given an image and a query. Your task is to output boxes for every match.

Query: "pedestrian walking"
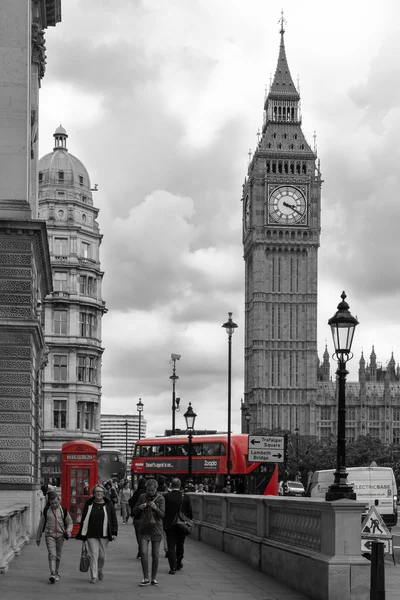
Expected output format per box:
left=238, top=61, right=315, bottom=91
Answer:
left=129, top=477, right=146, bottom=558
left=119, top=481, right=131, bottom=524
left=133, top=478, right=165, bottom=587
left=163, top=477, right=193, bottom=574
left=157, top=475, right=170, bottom=558
left=36, top=491, right=73, bottom=583
left=76, top=484, right=118, bottom=584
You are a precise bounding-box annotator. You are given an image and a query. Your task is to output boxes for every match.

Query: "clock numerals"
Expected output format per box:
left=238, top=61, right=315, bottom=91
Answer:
left=268, top=186, right=306, bottom=225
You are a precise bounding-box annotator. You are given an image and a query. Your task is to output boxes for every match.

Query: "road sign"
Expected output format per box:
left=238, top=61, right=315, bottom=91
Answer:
left=361, top=538, right=392, bottom=554
left=248, top=436, right=285, bottom=463
left=361, top=506, right=392, bottom=539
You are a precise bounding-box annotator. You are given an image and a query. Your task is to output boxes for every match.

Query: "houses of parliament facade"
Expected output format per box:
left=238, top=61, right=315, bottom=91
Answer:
left=242, top=21, right=400, bottom=444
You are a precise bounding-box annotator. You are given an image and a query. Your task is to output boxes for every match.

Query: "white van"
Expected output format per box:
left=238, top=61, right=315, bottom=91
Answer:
left=308, top=466, right=398, bottom=527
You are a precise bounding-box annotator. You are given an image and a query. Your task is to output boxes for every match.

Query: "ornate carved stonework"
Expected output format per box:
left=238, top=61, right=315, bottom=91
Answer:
left=31, top=24, right=46, bottom=80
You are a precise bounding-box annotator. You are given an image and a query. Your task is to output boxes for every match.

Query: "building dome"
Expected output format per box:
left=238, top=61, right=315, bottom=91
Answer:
left=38, top=126, right=91, bottom=191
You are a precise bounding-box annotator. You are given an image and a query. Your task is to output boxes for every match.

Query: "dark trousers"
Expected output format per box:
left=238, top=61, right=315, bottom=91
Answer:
left=165, top=527, right=186, bottom=571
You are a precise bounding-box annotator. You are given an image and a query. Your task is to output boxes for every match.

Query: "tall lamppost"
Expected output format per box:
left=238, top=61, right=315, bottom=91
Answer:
left=170, top=354, right=181, bottom=435
left=184, top=402, right=197, bottom=483
left=222, top=312, right=238, bottom=486
left=245, top=410, right=251, bottom=434
left=137, top=398, right=144, bottom=440
left=326, top=292, right=359, bottom=501
left=125, top=418, right=128, bottom=477
left=295, top=425, right=299, bottom=481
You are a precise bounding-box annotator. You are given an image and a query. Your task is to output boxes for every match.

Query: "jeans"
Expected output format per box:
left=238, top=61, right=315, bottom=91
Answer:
left=121, top=502, right=129, bottom=523
left=45, top=535, right=64, bottom=575
left=139, top=537, right=160, bottom=580
left=165, top=527, right=186, bottom=571
left=86, top=537, right=109, bottom=579
left=133, top=519, right=141, bottom=555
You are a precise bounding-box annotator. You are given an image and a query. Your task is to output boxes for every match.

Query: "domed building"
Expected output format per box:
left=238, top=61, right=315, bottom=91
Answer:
left=38, top=126, right=106, bottom=457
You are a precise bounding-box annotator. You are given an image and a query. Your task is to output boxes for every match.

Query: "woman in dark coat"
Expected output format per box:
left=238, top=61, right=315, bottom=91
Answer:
left=76, top=484, right=118, bottom=584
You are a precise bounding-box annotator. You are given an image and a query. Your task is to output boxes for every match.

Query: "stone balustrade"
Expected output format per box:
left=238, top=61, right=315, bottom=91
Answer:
left=190, top=494, right=370, bottom=600
left=0, top=504, right=31, bottom=573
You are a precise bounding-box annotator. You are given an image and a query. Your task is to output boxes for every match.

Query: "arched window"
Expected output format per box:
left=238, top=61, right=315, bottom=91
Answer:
left=296, top=162, right=300, bottom=174
left=272, top=162, right=277, bottom=173
left=302, top=163, right=306, bottom=174
left=290, top=163, right=294, bottom=174
left=277, top=143, right=282, bottom=149
left=278, top=162, right=283, bottom=174
left=284, top=162, right=288, bottom=174
left=266, top=162, right=270, bottom=173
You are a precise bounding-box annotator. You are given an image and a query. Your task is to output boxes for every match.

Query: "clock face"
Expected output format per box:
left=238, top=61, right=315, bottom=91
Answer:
left=244, top=196, right=250, bottom=231
left=268, top=186, right=306, bottom=225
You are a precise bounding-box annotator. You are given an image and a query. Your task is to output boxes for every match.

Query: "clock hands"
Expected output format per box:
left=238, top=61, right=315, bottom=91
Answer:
left=283, top=201, right=303, bottom=217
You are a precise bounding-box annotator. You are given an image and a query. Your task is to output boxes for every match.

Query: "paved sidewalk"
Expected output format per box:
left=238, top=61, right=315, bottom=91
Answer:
left=2, top=517, right=400, bottom=599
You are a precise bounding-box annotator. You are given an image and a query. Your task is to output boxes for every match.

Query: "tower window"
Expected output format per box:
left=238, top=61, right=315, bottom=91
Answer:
left=79, top=175, right=83, bottom=186
left=53, top=400, right=67, bottom=429
left=82, top=195, right=87, bottom=203
left=294, top=134, right=298, bottom=140
left=290, top=163, right=294, bottom=174
left=272, top=162, right=277, bottom=173
left=54, top=309, right=67, bottom=335
left=277, top=143, right=282, bottom=149
left=273, top=132, right=277, bottom=139
left=38, top=172, right=43, bottom=183
left=290, top=144, right=294, bottom=150
left=54, top=355, right=67, bottom=381
left=300, top=144, right=305, bottom=150
left=266, top=162, right=270, bottom=173
left=278, top=162, right=282, bottom=174
left=283, top=133, right=287, bottom=139
left=302, top=163, right=306, bottom=174
left=54, top=271, right=67, bottom=291
left=58, top=171, right=64, bottom=182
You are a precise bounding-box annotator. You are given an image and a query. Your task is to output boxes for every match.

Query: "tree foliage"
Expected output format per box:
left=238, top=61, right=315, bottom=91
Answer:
left=253, top=428, right=400, bottom=487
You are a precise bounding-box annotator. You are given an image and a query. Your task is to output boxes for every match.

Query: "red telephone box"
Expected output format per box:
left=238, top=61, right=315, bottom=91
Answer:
left=61, top=440, right=98, bottom=537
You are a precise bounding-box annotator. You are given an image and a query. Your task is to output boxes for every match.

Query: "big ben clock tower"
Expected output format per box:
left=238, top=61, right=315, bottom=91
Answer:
left=243, top=18, right=322, bottom=436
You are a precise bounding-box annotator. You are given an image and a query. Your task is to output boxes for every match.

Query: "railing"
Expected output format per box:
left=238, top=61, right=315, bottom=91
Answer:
left=190, top=494, right=370, bottom=600
left=0, top=504, right=30, bottom=574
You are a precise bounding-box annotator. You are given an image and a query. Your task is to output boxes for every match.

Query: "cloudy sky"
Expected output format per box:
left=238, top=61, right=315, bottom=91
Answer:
left=39, top=0, right=400, bottom=436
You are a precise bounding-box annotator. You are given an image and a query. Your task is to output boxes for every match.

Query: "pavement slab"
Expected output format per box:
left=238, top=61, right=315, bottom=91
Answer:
left=2, top=515, right=400, bottom=599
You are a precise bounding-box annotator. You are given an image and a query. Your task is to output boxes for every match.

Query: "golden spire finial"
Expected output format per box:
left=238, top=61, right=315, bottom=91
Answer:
left=278, top=9, right=286, bottom=35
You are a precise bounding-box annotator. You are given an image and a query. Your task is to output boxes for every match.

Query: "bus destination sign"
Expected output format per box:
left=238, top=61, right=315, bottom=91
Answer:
left=248, top=436, right=285, bottom=463
left=135, top=458, right=220, bottom=472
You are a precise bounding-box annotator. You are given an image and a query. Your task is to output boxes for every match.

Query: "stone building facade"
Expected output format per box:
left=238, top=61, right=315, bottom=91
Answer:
left=242, top=22, right=321, bottom=436
left=0, top=0, right=61, bottom=533
left=38, top=126, right=106, bottom=449
left=316, top=347, right=400, bottom=444
left=242, top=22, right=400, bottom=444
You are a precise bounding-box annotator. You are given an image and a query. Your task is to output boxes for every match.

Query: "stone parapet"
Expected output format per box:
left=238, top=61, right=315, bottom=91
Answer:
left=190, top=494, right=369, bottom=600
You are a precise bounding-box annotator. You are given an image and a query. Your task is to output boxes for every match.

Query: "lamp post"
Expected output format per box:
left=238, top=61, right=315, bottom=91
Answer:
left=245, top=410, right=251, bottom=434
left=170, top=354, right=181, bottom=435
left=125, top=418, right=128, bottom=477
left=295, top=425, right=299, bottom=481
left=137, top=398, right=144, bottom=440
left=222, top=312, right=238, bottom=486
left=184, top=402, right=197, bottom=483
left=326, top=291, right=359, bottom=501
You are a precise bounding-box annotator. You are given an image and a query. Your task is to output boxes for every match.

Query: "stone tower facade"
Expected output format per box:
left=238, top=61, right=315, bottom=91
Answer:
left=38, top=127, right=106, bottom=449
left=0, top=0, right=61, bottom=543
left=242, top=23, right=322, bottom=435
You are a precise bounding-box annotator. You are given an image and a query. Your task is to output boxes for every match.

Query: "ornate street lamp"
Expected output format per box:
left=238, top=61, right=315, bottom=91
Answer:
left=245, top=410, right=251, bottom=434
left=184, top=402, right=197, bottom=482
left=137, top=398, right=144, bottom=440
left=326, top=292, right=359, bottom=501
left=222, top=312, right=238, bottom=486
left=170, top=354, right=181, bottom=435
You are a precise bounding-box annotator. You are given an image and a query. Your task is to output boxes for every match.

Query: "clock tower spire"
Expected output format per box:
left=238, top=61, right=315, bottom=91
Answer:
left=243, top=19, right=322, bottom=435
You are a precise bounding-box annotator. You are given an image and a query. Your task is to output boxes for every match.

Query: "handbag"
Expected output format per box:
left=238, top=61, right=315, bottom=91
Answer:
left=79, top=541, right=90, bottom=572
left=172, top=495, right=193, bottom=536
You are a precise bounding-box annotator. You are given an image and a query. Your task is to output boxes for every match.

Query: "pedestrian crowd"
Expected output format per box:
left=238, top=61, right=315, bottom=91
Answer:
left=36, top=475, right=198, bottom=587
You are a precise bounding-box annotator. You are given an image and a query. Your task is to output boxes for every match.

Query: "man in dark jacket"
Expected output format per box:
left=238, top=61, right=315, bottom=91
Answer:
left=163, top=478, right=193, bottom=574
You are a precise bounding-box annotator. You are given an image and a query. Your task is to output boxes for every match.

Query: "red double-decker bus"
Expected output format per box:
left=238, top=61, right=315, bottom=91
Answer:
left=131, top=433, right=277, bottom=494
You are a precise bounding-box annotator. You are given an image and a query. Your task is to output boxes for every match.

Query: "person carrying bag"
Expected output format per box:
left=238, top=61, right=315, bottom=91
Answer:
left=163, top=478, right=193, bottom=574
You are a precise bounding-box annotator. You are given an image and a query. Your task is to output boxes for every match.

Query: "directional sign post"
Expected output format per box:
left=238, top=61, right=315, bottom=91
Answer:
left=248, top=435, right=285, bottom=463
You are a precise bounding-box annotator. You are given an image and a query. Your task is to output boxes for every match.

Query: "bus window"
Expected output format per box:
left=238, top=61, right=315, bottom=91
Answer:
left=203, top=442, right=224, bottom=456
left=111, top=454, right=119, bottom=462
left=192, top=444, right=202, bottom=456
left=98, top=455, right=109, bottom=464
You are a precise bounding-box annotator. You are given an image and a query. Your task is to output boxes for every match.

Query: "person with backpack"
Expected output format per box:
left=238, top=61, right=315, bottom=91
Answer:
left=36, top=491, right=73, bottom=583
left=133, top=478, right=165, bottom=587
